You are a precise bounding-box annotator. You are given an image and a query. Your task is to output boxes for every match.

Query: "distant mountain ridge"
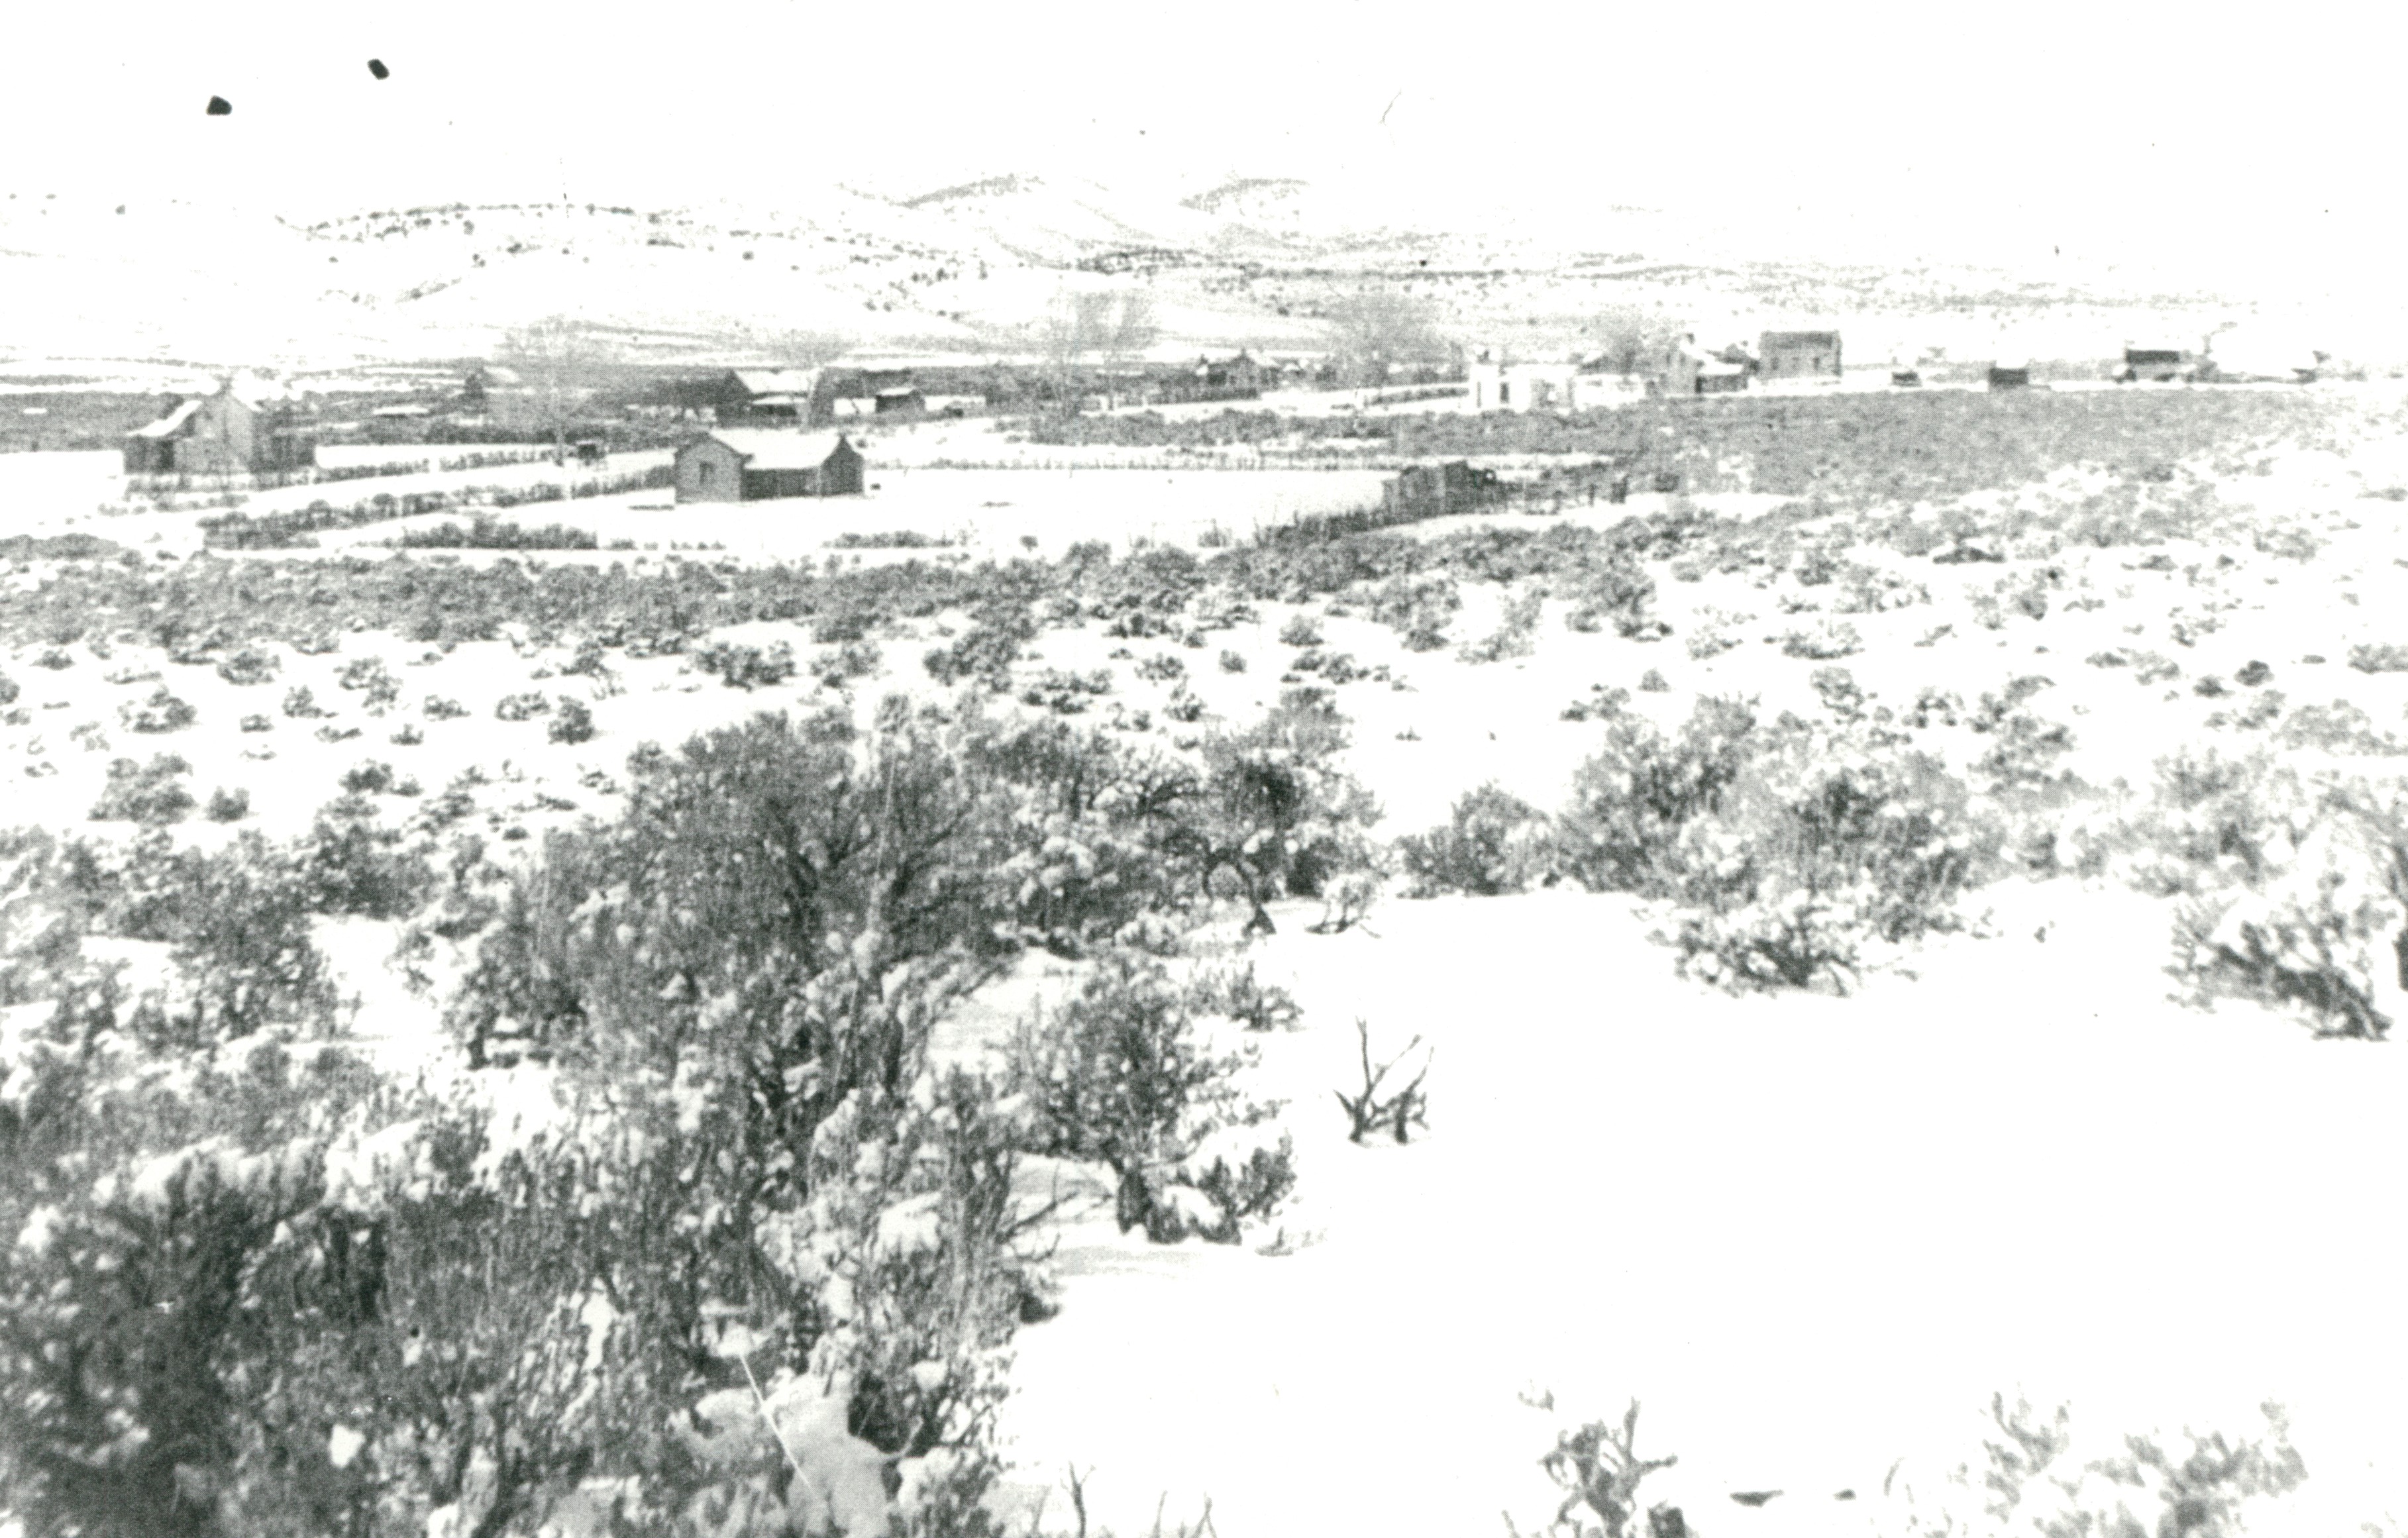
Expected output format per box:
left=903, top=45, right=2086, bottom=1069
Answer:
left=0, top=170, right=2302, bottom=376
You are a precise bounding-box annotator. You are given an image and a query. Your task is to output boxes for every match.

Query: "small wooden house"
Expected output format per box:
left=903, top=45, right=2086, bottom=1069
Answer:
left=1759, top=330, right=1843, bottom=382
left=673, top=429, right=864, bottom=502
left=123, top=379, right=313, bottom=476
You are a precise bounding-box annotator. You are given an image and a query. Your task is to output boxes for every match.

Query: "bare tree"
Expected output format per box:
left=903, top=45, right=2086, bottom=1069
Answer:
left=1037, top=289, right=1153, bottom=415
left=495, top=315, right=619, bottom=461
left=1095, top=291, right=1157, bottom=411
left=751, top=325, right=852, bottom=370
left=1324, top=288, right=1450, bottom=388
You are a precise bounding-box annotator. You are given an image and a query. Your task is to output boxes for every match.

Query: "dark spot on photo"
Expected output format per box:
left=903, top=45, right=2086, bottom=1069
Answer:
left=205, top=96, right=232, bottom=115
left=368, top=58, right=390, bottom=79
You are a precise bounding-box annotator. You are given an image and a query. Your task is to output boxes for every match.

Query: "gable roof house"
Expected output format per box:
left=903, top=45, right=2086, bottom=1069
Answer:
left=1759, top=330, right=1842, bottom=382
left=673, top=429, right=864, bottom=503
left=123, top=379, right=314, bottom=476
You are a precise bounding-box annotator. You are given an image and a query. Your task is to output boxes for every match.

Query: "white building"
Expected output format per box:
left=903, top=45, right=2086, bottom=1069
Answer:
left=1466, top=352, right=1618, bottom=412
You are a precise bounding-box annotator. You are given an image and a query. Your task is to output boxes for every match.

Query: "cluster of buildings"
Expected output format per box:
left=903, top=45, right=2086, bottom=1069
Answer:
left=1467, top=330, right=1846, bottom=412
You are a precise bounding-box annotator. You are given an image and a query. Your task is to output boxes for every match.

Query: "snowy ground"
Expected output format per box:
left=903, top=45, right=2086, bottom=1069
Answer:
left=7, top=398, right=2408, bottom=1535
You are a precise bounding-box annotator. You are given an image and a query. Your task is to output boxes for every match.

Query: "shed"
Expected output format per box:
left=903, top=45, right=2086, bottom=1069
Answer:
left=1987, top=363, right=2032, bottom=390
left=673, top=429, right=864, bottom=502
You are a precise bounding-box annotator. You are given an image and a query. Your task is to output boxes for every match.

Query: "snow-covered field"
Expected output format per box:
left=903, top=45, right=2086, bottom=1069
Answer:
left=8, top=392, right=2408, bottom=1537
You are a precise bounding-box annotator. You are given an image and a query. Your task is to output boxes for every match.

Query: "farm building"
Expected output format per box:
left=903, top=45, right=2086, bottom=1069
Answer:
left=122, top=379, right=314, bottom=476
left=1759, top=331, right=1843, bottom=382
left=1654, top=337, right=1749, bottom=397
left=1987, top=363, right=2032, bottom=390
left=1196, top=351, right=1264, bottom=396
left=712, top=368, right=837, bottom=425
left=673, top=429, right=864, bottom=503
left=1383, top=460, right=1504, bottom=517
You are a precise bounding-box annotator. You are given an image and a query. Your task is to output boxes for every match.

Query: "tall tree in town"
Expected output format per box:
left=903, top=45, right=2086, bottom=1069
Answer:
left=1037, top=291, right=1112, bottom=416
left=753, top=325, right=853, bottom=370
left=1095, top=291, right=1158, bottom=411
left=1592, top=305, right=1684, bottom=378
left=1324, top=288, right=1450, bottom=389
left=1037, top=289, right=1155, bottom=415
left=496, top=315, right=619, bottom=460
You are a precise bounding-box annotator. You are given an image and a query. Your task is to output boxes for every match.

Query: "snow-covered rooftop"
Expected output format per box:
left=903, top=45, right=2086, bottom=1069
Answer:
left=695, top=428, right=854, bottom=469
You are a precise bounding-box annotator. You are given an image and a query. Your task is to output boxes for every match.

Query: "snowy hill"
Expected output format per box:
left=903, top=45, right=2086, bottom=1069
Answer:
left=0, top=172, right=2339, bottom=378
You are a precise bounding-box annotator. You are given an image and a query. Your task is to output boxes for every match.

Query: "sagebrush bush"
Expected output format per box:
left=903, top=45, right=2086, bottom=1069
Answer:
left=547, top=695, right=596, bottom=743
left=299, top=795, right=434, bottom=919
left=214, top=647, right=280, bottom=686
left=282, top=685, right=328, bottom=719
left=89, top=754, right=196, bottom=825
left=694, top=637, right=798, bottom=691
left=925, top=603, right=1036, bottom=690
left=1184, top=689, right=1383, bottom=932
left=2347, top=642, right=2408, bottom=674
left=1558, top=555, right=1657, bottom=637
left=1399, top=783, right=1553, bottom=897
left=118, top=684, right=196, bottom=734
left=1008, top=952, right=1288, bottom=1243
left=493, top=691, right=550, bottom=722
left=1190, top=959, right=1304, bottom=1032
left=1555, top=696, right=1759, bottom=896
left=1667, top=726, right=1995, bottom=992
left=2119, top=753, right=2408, bottom=1038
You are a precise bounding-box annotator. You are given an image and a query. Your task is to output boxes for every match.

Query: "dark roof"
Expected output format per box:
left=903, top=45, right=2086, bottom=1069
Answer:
left=1761, top=331, right=1840, bottom=348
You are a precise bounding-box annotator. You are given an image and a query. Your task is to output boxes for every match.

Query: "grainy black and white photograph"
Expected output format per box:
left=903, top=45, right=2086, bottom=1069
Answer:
left=3, top=3, right=2405, bottom=1535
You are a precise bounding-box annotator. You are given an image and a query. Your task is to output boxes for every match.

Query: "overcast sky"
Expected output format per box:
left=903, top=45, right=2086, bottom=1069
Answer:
left=7, top=0, right=2399, bottom=299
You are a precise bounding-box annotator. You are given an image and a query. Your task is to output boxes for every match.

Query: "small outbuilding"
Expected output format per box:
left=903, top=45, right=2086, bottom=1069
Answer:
left=1987, top=362, right=2032, bottom=390
left=673, top=429, right=864, bottom=502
